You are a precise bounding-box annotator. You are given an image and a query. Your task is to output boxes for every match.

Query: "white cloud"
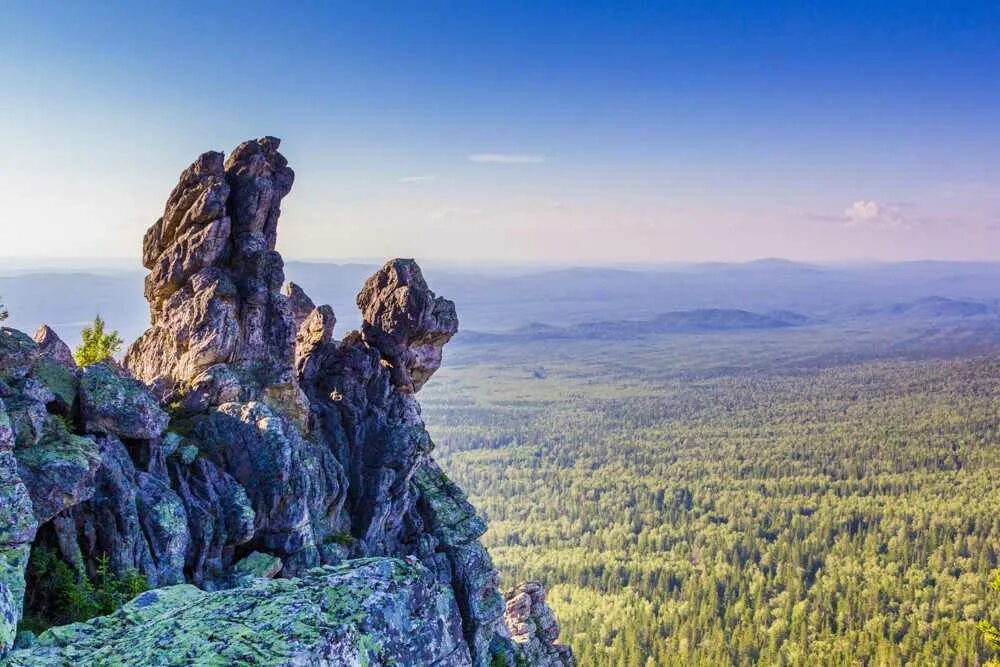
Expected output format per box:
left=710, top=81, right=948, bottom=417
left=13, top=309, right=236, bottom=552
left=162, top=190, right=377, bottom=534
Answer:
left=397, top=174, right=437, bottom=183
left=843, top=200, right=905, bottom=228
left=467, top=153, right=545, bottom=164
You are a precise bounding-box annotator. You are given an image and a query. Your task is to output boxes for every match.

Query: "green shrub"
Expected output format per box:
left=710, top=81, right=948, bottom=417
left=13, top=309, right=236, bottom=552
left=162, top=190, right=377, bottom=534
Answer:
left=73, top=315, right=123, bottom=366
left=23, top=547, right=149, bottom=632
left=324, top=530, right=357, bottom=547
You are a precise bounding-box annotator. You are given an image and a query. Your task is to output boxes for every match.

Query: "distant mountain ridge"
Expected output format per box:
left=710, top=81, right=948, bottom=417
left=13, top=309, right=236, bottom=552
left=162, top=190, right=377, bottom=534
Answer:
left=2, top=260, right=998, bottom=345
left=852, top=296, right=997, bottom=319
left=458, top=308, right=808, bottom=343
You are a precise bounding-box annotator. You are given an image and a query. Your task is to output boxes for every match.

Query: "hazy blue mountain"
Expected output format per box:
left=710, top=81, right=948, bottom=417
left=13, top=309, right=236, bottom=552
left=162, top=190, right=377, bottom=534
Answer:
left=458, top=308, right=805, bottom=344
left=1, top=260, right=997, bottom=348
left=0, top=271, right=147, bottom=345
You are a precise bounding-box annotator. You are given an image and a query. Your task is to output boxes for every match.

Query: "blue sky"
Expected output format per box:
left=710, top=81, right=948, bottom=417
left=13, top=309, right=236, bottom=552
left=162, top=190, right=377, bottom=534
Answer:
left=1, top=1, right=998, bottom=263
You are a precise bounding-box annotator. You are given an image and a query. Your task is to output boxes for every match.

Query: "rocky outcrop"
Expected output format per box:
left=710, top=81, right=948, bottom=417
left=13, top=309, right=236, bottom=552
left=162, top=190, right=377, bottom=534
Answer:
left=357, top=258, right=459, bottom=394
left=0, top=137, right=572, bottom=666
left=0, top=398, right=36, bottom=655
left=32, top=327, right=74, bottom=370
left=504, top=582, right=575, bottom=666
left=126, top=137, right=298, bottom=395
left=79, top=363, right=169, bottom=440
left=7, top=558, right=470, bottom=666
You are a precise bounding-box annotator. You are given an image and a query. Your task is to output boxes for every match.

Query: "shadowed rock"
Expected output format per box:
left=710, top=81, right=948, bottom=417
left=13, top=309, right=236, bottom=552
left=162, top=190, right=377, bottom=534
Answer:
left=357, top=259, right=458, bottom=393
left=504, top=582, right=575, bottom=666
left=0, top=139, right=571, bottom=667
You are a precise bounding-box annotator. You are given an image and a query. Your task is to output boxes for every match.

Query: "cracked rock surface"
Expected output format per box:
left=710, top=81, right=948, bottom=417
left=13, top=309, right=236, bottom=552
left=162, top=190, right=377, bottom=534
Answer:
left=0, top=138, right=572, bottom=666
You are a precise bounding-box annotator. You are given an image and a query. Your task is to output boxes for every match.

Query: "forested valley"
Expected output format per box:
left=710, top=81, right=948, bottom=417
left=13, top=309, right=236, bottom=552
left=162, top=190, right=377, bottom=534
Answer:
left=421, top=324, right=1000, bottom=666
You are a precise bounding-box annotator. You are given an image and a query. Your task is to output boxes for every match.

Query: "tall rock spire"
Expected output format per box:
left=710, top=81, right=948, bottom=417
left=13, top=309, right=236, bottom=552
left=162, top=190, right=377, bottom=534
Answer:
left=126, top=137, right=297, bottom=396
left=2, top=137, right=572, bottom=667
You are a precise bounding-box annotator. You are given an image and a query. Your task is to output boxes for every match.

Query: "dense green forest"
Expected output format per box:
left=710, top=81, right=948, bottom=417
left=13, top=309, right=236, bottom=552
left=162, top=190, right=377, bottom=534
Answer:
left=421, top=325, right=1000, bottom=666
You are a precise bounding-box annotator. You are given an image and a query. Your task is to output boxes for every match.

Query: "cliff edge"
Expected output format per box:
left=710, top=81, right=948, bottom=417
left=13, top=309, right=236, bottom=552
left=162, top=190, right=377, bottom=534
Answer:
left=0, top=138, right=572, bottom=666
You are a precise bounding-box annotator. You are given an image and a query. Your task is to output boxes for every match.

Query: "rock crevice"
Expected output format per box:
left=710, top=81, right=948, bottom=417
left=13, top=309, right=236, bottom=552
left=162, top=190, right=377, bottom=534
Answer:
left=0, top=138, right=573, bottom=667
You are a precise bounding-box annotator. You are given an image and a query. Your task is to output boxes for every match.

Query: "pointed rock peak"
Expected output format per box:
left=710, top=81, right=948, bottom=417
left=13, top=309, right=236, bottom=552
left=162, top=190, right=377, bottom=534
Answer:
left=225, top=136, right=295, bottom=251
left=126, top=137, right=297, bottom=395
left=283, top=281, right=316, bottom=331
left=356, top=259, right=458, bottom=393
left=32, top=325, right=76, bottom=369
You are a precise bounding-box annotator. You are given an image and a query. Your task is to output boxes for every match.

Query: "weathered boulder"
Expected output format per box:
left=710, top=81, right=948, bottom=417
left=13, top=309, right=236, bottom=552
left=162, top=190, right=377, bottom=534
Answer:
left=504, top=582, right=575, bottom=667
left=162, top=442, right=256, bottom=587
left=299, top=333, right=430, bottom=557
left=0, top=138, right=573, bottom=667
left=79, top=362, right=168, bottom=440
left=284, top=281, right=316, bottom=330
left=230, top=550, right=283, bottom=581
left=14, top=417, right=101, bottom=525
left=295, top=304, right=336, bottom=377
left=357, top=259, right=459, bottom=394
left=63, top=435, right=188, bottom=587
left=7, top=558, right=471, bottom=666
left=0, top=329, right=38, bottom=383
left=32, top=326, right=75, bottom=370
left=0, top=545, right=30, bottom=656
left=0, top=404, right=36, bottom=549
left=414, top=460, right=506, bottom=660
left=190, top=401, right=347, bottom=575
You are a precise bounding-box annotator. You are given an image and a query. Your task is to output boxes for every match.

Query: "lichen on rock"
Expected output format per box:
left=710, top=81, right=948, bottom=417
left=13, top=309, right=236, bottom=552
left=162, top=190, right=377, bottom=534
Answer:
left=0, top=137, right=572, bottom=666
left=7, top=558, right=469, bottom=666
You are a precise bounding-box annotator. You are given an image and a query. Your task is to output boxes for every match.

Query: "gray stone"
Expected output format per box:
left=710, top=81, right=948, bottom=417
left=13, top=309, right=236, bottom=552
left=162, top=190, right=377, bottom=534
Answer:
left=357, top=258, right=459, bottom=393
left=32, top=326, right=76, bottom=370
left=283, top=281, right=316, bottom=331
left=0, top=399, right=36, bottom=656
left=126, top=137, right=298, bottom=394
left=79, top=362, right=168, bottom=440
left=504, top=582, right=575, bottom=667
left=0, top=138, right=571, bottom=667
left=14, top=417, right=101, bottom=525
left=7, top=558, right=470, bottom=667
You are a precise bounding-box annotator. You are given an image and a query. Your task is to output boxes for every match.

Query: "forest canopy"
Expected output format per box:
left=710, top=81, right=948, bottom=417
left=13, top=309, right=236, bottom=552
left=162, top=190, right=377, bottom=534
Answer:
left=423, top=327, right=1000, bottom=666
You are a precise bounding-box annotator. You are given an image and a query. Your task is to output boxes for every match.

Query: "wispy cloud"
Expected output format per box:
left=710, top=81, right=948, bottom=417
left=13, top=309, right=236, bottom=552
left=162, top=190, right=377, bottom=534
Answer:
left=397, top=174, right=437, bottom=183
left=467, top=153, right=545, bottom=164
left=843, top=200, right=906, bottom=229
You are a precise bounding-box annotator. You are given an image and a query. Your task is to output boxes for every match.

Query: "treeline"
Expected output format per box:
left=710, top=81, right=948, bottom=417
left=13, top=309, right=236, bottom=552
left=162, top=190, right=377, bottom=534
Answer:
left=422, top=348, right=1000, bottom=666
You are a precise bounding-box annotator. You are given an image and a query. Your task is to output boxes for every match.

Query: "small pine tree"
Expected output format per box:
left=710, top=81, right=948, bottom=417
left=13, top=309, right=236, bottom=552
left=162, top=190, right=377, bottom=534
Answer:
left=73, top=314, right=123, bottom=366
left=0, top=296, right=7, bottom=322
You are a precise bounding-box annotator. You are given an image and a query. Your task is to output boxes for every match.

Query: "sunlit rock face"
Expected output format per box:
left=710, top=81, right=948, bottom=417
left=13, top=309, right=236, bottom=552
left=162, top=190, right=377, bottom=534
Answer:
left=126, top=137, right=297, bottom=396
left=0, top=138, right=573, bottom=667
left=357, top=258, right=459, bottom=394
left=504, top=582, right=575, bottom=667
